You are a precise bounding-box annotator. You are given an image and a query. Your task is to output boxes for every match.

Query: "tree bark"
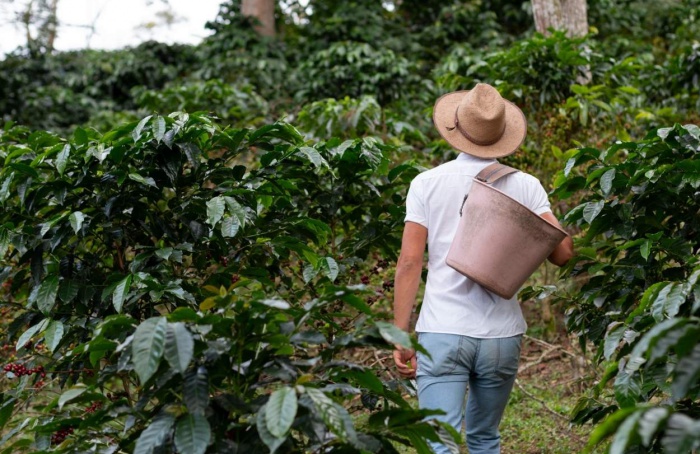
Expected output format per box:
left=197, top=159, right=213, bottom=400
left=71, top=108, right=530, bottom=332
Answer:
left=532, top=0, right=591, bottom=84
left=531, top=0, right=588, bottom=37
left=241, top=0, right=276, bottom=37
left=45, top=0, right=59, bottom=52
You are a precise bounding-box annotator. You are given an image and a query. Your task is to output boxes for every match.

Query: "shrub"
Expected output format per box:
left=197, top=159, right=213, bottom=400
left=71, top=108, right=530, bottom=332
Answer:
left=0, top=114, right=453, bottom=453
left=543, top=124, right=700, bottom=453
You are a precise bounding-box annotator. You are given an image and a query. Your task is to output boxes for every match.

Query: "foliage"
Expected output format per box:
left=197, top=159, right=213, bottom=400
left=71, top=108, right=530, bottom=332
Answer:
left=0, top=114, right=450, bottom=452
left=295, top=42, right=420, bottom=107
left=301, top=0, right=401, bottom=50
left=134, top=80, right=270, bottom=128
left=418, top=1, right=506, bottom=56
left=0, top=41, right=198, bottom=132
left=199, top=0, right=290, bottom=100
left=545, top=124, right=700, bottom=453
left=436, top=31, right=594, bottom=108
left=1, top=0, right=700, bottom=450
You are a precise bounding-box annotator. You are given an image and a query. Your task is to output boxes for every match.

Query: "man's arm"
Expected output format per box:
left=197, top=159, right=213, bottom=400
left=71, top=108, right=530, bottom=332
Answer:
left=540, top=212, right=574, bottom=267
left=393, top=221, right=428, bottom=378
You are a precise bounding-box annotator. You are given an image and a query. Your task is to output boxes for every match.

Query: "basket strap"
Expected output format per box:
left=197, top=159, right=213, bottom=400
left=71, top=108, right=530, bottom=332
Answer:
left=458, top=163, right=520, bottom=217
left=475, top=162, right=520, bottom=184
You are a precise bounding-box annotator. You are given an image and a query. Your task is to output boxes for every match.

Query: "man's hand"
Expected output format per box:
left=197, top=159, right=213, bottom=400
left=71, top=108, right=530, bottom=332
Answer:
left=393, top=347, right=417, bottom=379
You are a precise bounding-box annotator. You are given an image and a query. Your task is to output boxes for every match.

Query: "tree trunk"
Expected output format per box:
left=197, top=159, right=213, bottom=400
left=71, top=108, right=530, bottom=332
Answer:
left=241, top=0, right=276, bottom=37
left=45, top=0, right=59, bottom=52
left=531, top=0, right=591, bottom=83
left=531, top=0, right=588, bottom=37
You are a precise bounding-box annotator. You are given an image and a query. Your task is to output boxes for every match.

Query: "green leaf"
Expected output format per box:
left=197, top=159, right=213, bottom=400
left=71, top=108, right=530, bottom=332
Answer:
left=306, top=387, right=358, bottom=444
left=604, top=323, right=625, bottom=360
left=16, top=319, right=48, bottom=351
left=586, top=407, right=638, bottom=451
left=134, top=411, right=175, bottom=454
left=132, top=115, right=153, bottom=142
left=58, top=385, right=87, bottom=410
left=0, top=398, right=15, bottom=429
left=206, top=196, right=225, bottom=227
left=259, top=299, right=291, bottom=310
left=303, top=265, right=318, bottom=284
left=613, top=369, right=642, bottom=408
left=44, top=319, right=65, bottom=353
left=10, top=162, right=38, bottom=178
left=625, top=319, right=689, bottom=374
left=651, top=283, right=687, bottom=322
left=579, top=101, right=589, bottom=126
left=609, top=410, right=642, bottom=454
left=0, top=226, right=10, bottom=258
left=73, top=127, right=88, bottom=145
left=256, top=404, right=286, bottom=453
left=164, top=322, right=194, bottom=375
left=619, top=86, right=641, bottom=95
left=174, top=414, right=211, bottom=454
left=671, top=344, right=700, bottom=402
left=321, top=257, right=339, bottom=282
left=564, top=158, right=576, bottom=177
left=249, top=122, right=304, bottom=146
left=638, top=408, right=669, bottom=447
left=69, top=211, right=85, bottom=234
left=583, top=200, right=604, bottom=224
left=58, top=280, right=80, bottom=303
left=640, top=240, right=652, bottom=261
left=128, top=173, right=158, bottom=188
left=265, top=387, right=297, bottom=438
left=113, top=275, right=133, bottom=313
left=0, top=173, right=12, bottom=202
left=600, top=169, right=615, bottom=196
left=220, top=215, right=240, bottom=238
left=181, top=143, right=202, bottom=170
left=132, top=317, right=168, bottom=384
left=184, top=366, right=209, bottom=415
left=224, top=196, right=247, bottom=227
left=376, top=321, right=411, bottom=349
left=152, top=116, right=166, bottom=143
left=627, top=282, right=668, bottom=323
left=56, top=144, right=70, bottom=176
left=296, top=146, right=328, bottom=168
left=661, top=413, right=700, bottom=454
left=37, top=275, right=59, bottom=315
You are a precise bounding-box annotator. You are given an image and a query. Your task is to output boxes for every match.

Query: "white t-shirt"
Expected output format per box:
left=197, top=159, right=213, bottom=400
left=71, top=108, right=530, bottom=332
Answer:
left=405, top=153, right=552, bottom=338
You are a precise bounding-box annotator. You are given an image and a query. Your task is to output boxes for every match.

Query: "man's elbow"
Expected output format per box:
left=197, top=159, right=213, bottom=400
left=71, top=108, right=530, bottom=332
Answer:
left=548, top=236, right=574, bottom=267
left=396, top=254, right=423, bottom=273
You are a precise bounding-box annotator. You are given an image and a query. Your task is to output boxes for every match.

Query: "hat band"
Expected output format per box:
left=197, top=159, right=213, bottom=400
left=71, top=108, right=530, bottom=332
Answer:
left=447, top=107, right=506, bottom=146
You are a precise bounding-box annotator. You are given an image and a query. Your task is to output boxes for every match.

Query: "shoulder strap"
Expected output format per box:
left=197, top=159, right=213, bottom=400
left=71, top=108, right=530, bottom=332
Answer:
left=475, top=162, right=519, bottom=184
left=458, top=163, right=520, bottom=216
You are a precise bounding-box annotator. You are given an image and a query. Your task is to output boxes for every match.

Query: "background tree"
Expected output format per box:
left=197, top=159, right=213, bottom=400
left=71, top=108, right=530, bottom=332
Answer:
left=241, top=0, right=276, bottom=36
left=531, top=0, right=589, bottom=36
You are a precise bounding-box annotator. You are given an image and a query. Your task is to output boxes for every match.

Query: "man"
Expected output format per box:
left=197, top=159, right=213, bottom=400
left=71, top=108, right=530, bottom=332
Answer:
left=392, top=83, right=573, bottom=454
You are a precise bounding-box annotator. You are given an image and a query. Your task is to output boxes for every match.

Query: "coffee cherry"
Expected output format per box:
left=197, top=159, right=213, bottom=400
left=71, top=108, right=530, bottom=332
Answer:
left=3, top=363, right=47, bottom=378
left=361, top=275, right=370, bottom=285
left=51, top=427, right=74, bottom=445
left=85, top=401, right=103, bottom=414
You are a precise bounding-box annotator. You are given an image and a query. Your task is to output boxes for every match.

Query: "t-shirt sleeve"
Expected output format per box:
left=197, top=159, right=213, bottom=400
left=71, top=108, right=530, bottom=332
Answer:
left=404, top=177, right=428, bottom=228
left=527, top=178, right=551, bottom=215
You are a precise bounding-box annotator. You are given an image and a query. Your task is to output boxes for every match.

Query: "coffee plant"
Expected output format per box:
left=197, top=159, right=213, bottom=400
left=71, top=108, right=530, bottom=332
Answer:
left=0, top=114, right=456, bottom=453
left=542, top=124, right=700, bottom=453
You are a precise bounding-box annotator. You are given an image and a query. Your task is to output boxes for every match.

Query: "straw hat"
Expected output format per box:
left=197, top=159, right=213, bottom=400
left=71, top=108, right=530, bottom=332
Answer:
left=433, top=83, right=527, bottom=158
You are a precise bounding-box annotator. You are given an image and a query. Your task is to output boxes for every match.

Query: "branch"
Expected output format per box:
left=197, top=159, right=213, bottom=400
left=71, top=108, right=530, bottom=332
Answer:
left=514, top=379, right=569, bottom=421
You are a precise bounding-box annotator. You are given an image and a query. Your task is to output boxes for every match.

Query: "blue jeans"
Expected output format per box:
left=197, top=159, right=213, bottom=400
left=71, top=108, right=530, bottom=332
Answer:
left=416, top=333, right=522, bottom=454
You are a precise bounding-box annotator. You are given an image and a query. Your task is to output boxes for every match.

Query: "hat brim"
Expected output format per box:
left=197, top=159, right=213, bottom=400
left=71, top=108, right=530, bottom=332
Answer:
left=433, top=90, right=527, bottom=159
